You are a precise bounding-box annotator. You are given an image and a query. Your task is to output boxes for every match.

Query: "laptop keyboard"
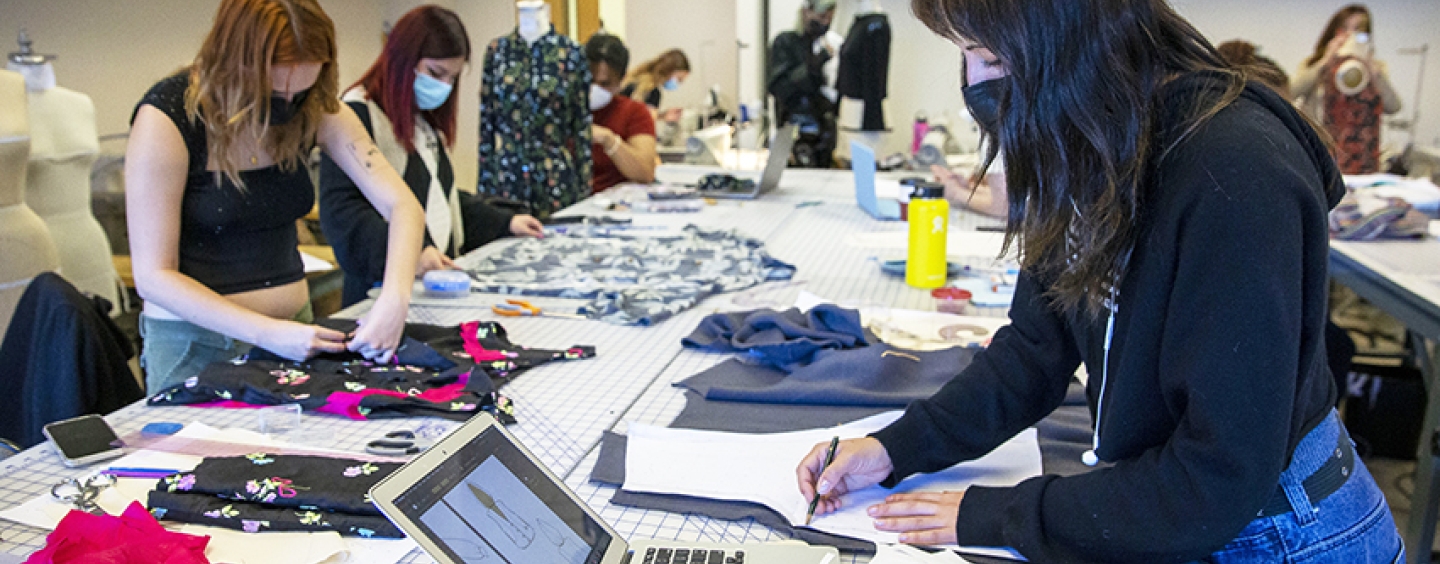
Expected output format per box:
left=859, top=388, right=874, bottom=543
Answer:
left=640, top=546, right=745, bottom=564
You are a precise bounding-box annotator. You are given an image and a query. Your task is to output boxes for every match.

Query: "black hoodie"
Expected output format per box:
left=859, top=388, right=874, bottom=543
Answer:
left=870, top=73, right=1344, bottom=563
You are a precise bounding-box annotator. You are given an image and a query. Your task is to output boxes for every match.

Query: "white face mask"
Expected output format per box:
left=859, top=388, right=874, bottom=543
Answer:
left=589, top=83, right=614, bottom=111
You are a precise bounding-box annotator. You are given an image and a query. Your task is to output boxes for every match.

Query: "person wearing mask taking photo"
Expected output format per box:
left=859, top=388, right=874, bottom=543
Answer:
left=587, top=33, right=658, bottom=192
left=769, top=0, right=840, bottom=168
left=318, top=5, right=543, bottom=307
left=1292, top=4, right=1401, bottom=173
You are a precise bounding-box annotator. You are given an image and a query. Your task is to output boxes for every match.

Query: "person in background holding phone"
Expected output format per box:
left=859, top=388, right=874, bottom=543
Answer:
left=318, top=5, right=543, bottom=307
left=586, top=33, right=658, bottom=193
left=127, top=0, right=425, bottom=392
left=1291, top=4, right=1401, bottom=173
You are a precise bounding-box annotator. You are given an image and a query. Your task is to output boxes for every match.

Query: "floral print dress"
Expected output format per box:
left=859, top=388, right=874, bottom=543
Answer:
left=478, top=28, right=593, bottom=219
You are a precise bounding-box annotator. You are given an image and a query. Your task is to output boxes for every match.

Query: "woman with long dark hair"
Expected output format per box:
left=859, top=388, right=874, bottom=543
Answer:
left=1292, top=4, right=1402, bottom=173
left=127, top=0, right=424, bottom=391
left=318, top=5, right=543, bottom=307
left=796, top=0, right=1403, bottom=561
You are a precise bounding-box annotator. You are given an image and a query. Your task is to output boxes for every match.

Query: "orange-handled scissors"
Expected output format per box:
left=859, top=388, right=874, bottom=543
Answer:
left=491, top=299, right=586, bottom=320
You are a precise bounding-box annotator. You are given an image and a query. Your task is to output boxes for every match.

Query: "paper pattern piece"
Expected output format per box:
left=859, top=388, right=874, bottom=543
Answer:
left=622, top=412, right=1042, bottom=547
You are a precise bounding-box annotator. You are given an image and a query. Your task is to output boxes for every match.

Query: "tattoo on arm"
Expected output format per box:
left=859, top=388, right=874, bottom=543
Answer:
left=347, top=141, right=380, bottom=171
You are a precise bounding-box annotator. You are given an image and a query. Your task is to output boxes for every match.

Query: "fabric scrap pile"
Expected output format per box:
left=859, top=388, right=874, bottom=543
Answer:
left=466, top=225, right=796, bottom=325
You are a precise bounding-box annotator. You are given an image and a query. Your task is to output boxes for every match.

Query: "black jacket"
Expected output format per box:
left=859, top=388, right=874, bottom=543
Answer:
left=0, top=273, right=142, bottom=447
left=318, top=102, right=514, bottom=306
left=836, top=13, right=891, bottom=131
left=871, top=74, right=1343, bottom=563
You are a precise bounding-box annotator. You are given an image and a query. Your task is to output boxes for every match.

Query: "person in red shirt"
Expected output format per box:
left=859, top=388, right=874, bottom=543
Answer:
left=585, top=33, right=657, bottom=192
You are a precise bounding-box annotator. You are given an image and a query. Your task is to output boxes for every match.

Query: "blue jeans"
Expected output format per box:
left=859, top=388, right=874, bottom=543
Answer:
left=1205, top=410, right=1404, bottom=563
left=139, top=302, right=312, bottom=393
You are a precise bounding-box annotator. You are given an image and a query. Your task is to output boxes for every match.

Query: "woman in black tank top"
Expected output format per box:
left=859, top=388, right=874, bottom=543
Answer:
left=127, top=0, right=425, bottom=391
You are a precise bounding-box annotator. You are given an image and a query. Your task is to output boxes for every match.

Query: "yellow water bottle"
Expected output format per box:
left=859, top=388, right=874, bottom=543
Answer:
left=907, top=184, right=949, bottom=289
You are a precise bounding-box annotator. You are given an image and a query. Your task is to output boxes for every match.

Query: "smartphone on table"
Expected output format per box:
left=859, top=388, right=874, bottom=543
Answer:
left=42, top=414, right=125, bottom=467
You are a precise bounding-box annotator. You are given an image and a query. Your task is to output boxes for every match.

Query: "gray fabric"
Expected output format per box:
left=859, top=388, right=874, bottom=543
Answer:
left=465, top=225, right=795, bottom=326
left=679, top=345, right=979, bottom=407
left=591, top=381, right=1095, bottom=559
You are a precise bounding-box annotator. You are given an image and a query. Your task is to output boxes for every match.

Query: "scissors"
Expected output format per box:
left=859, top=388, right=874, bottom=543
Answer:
left=491, top=299, right=586, bottom=320
left=51, top=473, right=117, bottom=515
left=365, top=430, right=432, bottom=456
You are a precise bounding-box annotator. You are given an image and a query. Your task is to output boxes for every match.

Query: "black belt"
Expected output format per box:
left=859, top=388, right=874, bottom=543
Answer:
left=1257, top=424, right=1356, bottom=518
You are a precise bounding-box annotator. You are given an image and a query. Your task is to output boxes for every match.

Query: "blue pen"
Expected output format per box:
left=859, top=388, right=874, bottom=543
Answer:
left=105, top=466, right=181, bottom=474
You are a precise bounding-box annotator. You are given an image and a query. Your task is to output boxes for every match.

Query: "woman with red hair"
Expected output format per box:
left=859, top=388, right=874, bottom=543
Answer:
left=320, top=5, right=543, bottom=307
left=127, top=0, right=425, bottom=392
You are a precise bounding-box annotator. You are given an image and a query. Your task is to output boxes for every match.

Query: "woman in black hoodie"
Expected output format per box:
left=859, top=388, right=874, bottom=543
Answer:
left=796, top=1, right=1403, bottom=562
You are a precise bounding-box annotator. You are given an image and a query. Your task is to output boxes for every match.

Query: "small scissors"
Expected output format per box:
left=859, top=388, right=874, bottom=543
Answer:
left=491, top=299, right=586, bottom=320
left=365, top=430, right=432, bottom=456
left=51, top=473, right=117, bottom=515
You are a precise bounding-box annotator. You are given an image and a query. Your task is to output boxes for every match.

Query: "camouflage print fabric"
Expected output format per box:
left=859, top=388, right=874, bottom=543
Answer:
left=467, top=226, right=797, bottom=326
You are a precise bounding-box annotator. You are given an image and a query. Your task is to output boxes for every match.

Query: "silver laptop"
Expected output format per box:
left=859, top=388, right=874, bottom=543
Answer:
left=370, top=413, right=841, bottom=564
left=693, top=125, right=796, bottom=200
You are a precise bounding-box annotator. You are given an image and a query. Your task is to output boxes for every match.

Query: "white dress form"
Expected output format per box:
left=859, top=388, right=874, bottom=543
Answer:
left=21, top=66, right=119, bottom=309
left=0, top=69, right=61, bottom=343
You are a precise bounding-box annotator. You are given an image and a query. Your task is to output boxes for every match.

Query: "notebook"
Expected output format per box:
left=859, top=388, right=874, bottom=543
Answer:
left=851, top=140, right=902, bottom=220
left=694, top=125, right=797, bottom=200
left=370, top=413, right=841, bottom=564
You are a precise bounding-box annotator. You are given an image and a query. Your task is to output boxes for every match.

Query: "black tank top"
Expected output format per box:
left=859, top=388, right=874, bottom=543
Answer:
left=132, top=73, right=314, bottom=295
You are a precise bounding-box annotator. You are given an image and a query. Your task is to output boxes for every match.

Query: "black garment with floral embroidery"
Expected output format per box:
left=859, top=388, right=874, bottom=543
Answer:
left=146, top=320, right=596, bottom=422
left=477, top=28, right=593, bottom=219
left=147, top=454, right=403, bottom=538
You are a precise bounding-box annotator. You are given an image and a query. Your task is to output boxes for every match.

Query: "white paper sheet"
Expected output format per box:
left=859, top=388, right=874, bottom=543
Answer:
left=302, top=251, right=335, bottom=273
left=0, top=422, right=415, bottom=564
left=871, top=544, right=974, bottom=564
left=622, top=412, right=1042, bottom=548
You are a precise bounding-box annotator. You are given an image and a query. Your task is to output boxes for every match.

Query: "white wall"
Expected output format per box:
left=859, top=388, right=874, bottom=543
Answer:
left=621, top=0, right=738, bottom=114
left=1173, top=0, right=1440, bottom=154
left=0, top=0, right=384, bottom=143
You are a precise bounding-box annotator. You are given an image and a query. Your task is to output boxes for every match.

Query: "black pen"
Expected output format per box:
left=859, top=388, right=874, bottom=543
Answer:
left=805, top=436, right=841, bottom=526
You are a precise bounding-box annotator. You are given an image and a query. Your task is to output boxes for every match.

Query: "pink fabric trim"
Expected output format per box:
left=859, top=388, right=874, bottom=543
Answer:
left=317, top=370, right=474, bottom=419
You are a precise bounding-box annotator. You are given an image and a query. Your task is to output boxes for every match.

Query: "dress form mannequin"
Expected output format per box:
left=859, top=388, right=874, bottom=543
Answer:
left=517, top=1, right=550, bottom=45
left=853, top=0, right=882, bottom=14
left=836, top=0, right=889, bottom=160
left=8, top=34, right=120, bottom=310
left=0, top=69, right=62, bottom=343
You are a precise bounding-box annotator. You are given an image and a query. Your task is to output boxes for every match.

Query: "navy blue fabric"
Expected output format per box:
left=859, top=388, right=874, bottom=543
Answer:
left=679, top=345, right=977, bottom=407
left=681, top=305, right=871, bottom=372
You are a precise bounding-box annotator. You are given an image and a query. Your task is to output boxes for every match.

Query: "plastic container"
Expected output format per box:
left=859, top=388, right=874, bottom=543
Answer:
left=423, top=270, right=471, bottom=298
left=906, top=184, right=950, bottom=289
left=932, top=288, right=974, bottom=315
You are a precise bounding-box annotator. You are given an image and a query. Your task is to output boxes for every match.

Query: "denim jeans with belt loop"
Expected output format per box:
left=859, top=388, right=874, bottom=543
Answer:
left=139, top=301, right=313, bottom=393
left=1204, top=410, right=1404, bottom=563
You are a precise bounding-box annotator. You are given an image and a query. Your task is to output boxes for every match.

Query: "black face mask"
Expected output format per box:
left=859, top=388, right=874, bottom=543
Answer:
left=803, top=18, right=829, bottom=39
left=268, top=88, right=310, bottom=126
left=962, top=77, right=1007, bottom=136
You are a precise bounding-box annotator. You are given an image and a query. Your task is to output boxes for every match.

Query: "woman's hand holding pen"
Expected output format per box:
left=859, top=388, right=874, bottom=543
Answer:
left=795, top=437, right=893, bottom=517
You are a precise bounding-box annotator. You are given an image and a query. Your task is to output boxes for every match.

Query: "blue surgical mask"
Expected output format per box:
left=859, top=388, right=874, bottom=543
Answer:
left=663, top=77, right=681, bottom=91
left=414, top=72, right=453, bottom=111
